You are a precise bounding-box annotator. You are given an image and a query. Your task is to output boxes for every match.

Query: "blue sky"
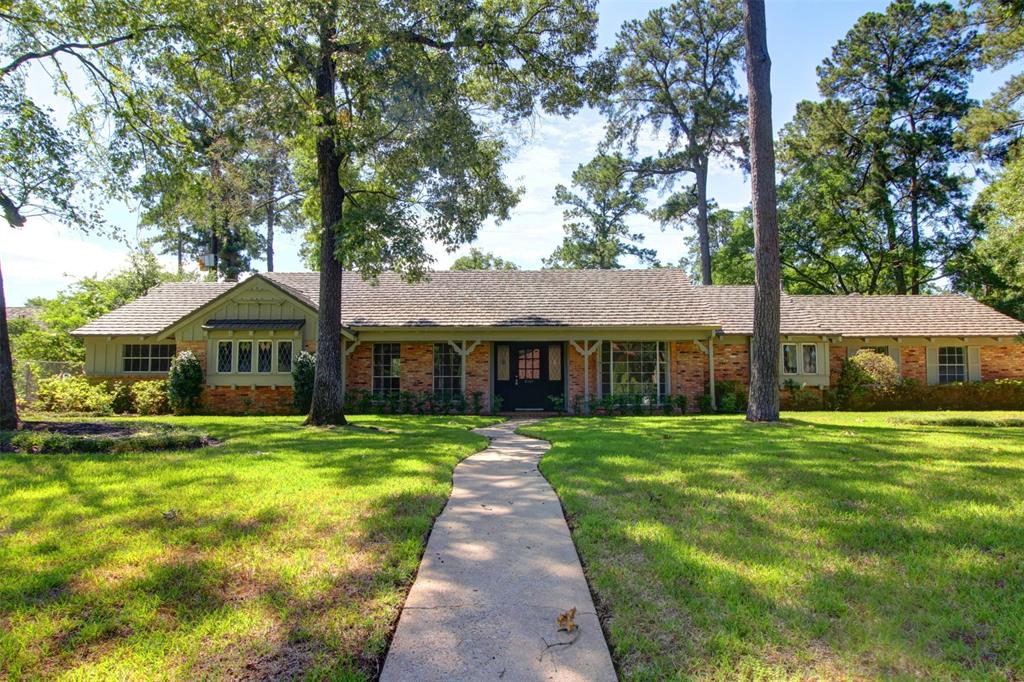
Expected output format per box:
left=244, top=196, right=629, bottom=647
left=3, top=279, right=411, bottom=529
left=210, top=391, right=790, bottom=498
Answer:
left=1, top=0, right=1009, bottom=304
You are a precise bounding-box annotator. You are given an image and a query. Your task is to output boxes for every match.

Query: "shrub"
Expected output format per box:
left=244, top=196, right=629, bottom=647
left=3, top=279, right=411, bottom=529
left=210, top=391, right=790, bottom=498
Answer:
left=850, top=349, right=900, bottom=387
left=470, top=391, right=484, bottom=415
left=131, top=380, right=171, bottom=415
left=547, top=393, right=565, bottom=414
left=698, top=393, right=714, bottom=413
left=675, top=394, right=689, bottom=414
left=291, top=351, right=316, bottom=414
left=491, top=394, right=504, bottom=414
left=719, top=392, right=738, bottom=413
left=847, top=378, right=1024, bottom=411
left=784, top=379, right=823, bottom=411
left=109, top=381, right=134, bottom=414
left=714, top=381, right=747, bottom=413
left=168, top=350, right=204, bottom=413
left=36, top=376, right=113, bottom=414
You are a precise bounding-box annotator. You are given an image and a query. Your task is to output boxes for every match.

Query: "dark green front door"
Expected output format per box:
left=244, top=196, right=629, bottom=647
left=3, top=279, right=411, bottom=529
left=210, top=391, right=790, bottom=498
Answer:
left=494, top=342, right=565, bottom=411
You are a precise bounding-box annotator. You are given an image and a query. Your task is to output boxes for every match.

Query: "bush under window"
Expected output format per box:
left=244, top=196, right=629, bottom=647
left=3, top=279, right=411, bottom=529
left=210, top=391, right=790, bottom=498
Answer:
left=168, top=351, right=203, bottom=413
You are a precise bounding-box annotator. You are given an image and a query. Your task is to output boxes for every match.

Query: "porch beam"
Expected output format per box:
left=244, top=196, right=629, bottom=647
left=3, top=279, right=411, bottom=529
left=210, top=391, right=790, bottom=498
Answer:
left=447, top=340, right=482, bottom=395
left=570, top=340, right=600, bottom=414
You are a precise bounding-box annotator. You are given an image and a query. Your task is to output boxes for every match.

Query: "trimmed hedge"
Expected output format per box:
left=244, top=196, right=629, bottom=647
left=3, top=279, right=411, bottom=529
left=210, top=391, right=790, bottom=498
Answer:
left=842, top=379, right=1024, bottom=411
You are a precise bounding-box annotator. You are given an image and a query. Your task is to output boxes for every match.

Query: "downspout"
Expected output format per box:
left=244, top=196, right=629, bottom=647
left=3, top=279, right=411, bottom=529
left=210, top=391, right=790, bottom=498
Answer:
left=709, top=332, right=716, bottom=408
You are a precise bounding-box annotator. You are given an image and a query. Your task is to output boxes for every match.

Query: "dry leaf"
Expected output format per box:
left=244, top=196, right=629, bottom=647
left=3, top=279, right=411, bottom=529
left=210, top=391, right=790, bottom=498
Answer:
left=556, top=607, right=577, bottom=633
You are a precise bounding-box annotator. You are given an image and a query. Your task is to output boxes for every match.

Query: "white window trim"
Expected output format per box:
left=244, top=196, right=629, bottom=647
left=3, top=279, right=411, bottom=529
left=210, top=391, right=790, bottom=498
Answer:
left=782, top=343, right=799, bottom=375
left=801, top=343, right=818, bottom=375
left=215, top=340, right=233, bottom=374
left=236, top=340, right=254, bottom=374
left=255, top=339, right=274, bottom=374
left=122, top=343, right=176, bottom=374
left=937, top=345, right=967, bottom=385
left=600, top=341, right=668, bottom=400
left=276, top=340, right=294, bottom=375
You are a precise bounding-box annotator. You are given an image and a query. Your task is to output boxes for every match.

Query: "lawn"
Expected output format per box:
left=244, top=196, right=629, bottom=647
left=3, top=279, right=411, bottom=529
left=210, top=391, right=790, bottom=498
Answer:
left=0, top=415, right=495, bottom=680
left=521, top=412, right=1024, bottom=681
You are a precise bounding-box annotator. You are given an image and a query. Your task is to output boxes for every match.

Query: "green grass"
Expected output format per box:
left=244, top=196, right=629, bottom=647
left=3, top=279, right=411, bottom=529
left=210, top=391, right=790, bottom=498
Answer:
left=521, top=412, right=1024, bottom=681
left=0, top=415, right=495, bottom=680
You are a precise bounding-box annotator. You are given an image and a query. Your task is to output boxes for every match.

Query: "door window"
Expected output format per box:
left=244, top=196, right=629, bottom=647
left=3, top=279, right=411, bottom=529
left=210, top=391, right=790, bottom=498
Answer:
left=517, top=348, right=540, bottom=380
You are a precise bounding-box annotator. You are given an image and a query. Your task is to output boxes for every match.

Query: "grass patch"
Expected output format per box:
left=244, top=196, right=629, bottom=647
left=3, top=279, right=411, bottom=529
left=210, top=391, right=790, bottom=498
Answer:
left=890, top=414, right=1024, bottom=428
left=522, top=411, right=1024, bottom=680
left=0, top=421, right=213, bottom=454
left=0, top=415, right=495, bottom=680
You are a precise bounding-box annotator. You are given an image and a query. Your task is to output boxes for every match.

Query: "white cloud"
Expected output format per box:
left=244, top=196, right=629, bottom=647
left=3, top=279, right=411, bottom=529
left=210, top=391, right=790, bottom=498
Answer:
left=1, top=217, right=175, bottom=304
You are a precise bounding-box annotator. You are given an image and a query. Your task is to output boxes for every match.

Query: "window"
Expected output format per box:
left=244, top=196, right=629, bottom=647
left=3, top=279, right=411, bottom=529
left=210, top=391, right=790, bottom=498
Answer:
left=517, top=348, right=541, bottom=379
left=217, top=341, right=233, bottom=373
left=802, top=344, right=818, bottom=374
left=237, top=341, right=253, bottom=373
left=938, top=346, right=966, bottom=384
left=782, top=344, right=798, bottom=374
left=433, top=343, right=462, bottom=398
left=277, top=341, right=293, bottom=373
left=373, top=343, right=401, bottom=395
left=600, top=341, right=669, bottom=400
left=256, top=341, right=273, bottom=373
left=122, top=343, right=176, bottom=373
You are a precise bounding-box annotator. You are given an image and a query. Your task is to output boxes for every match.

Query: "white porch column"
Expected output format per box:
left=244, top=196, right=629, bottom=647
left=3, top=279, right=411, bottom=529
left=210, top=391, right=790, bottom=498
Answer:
left=570, top=340, right=600, bottom=414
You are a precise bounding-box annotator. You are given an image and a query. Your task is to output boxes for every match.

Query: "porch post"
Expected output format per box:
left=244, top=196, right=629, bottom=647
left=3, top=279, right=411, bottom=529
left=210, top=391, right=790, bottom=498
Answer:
left=709, top=333, right=716, bottom=407
left=447, top=340, right=482, bottom=396
left=570, top=340, right=600, bottom=415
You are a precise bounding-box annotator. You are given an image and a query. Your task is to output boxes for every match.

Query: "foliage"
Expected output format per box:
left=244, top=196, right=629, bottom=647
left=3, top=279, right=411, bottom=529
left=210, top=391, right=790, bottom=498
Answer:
left=450, top=248, right=519, bottom=271
left=713, top=381, right=748, bottom=413
left=777, top=1, right=978, bottom=295
left=697, top=393, right=714, bottom=413
left=782, top=380, right=824, bottom=411
left=849, top=349, right=900, bottom=387
left=843, top=378, right=1024, bottom=411
left=291, top=351, right=316, bottom=414
left=130, top=380, right=169, bottom=416
left=35, top=375, right=113, bottom=414
left=679, top=206, right=755, bottom=284
left=522, top=412, right=1024, bottom=679
left=0, top=424, right=207, bottom=453
left=167, top=351, right=202, bottom=413
left=0, top=415, right=493, bottom=678
left=544, top=153, right=657, bottom=269
left=591, top=0, right=747, bottom=284
left=108, top=380, right=134, bottom=414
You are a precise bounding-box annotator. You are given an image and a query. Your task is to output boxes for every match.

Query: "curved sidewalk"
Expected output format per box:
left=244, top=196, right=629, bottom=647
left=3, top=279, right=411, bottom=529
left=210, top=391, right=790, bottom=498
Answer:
left=381, top=420, right=617, bottom=682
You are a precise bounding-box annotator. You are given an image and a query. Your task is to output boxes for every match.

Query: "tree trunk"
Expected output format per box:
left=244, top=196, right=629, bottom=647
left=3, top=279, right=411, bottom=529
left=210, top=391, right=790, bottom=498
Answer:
left=266, top=175, right=276, bottom=272
left=305, top=0, right=347, bottom=426
left=0, top=256, right=18, bottom=429
left=695, top=157, right=712, bottom=285
left=908, top=116, right=920, bottom=295
left=743, top=0, right=781, bottom=423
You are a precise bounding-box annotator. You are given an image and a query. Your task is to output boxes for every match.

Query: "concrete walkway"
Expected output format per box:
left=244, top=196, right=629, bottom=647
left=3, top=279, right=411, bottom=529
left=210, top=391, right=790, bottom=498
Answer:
left=381, top=421, right=617, bottom=682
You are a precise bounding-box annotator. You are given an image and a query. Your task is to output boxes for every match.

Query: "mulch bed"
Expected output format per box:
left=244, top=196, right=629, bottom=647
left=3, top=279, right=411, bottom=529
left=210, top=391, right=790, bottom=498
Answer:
left=17, top=421, right=143, bottom=438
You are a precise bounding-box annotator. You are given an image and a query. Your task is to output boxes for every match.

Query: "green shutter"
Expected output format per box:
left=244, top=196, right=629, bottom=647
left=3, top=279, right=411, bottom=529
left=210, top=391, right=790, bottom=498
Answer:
left=926, top=347, right=939, bottom=386
left=968, top=346, right=981, bottom=382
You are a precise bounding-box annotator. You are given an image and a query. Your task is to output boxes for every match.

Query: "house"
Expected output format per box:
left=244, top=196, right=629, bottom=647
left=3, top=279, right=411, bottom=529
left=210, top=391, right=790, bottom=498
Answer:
left=71, top=269, right=1024, bottom=414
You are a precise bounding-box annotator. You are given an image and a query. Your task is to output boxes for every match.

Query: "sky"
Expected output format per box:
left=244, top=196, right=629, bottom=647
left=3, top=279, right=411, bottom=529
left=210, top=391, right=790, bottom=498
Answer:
left=1, top=0, right=1012, bottom=304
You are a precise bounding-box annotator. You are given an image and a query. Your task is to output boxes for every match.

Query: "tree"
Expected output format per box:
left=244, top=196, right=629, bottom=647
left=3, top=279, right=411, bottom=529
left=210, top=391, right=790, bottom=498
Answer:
left=593, top=0, right=747, bottom=284
left=544, top=153, right=657, bottom=269
left=743, top=0, right=781, bottom=423
left=680, top=206, right=754, bottom=284
left=816, top=0, right=978, bottom=294
left=451, top=248, right=519, bottom=271
left=0, top=0, right=170, bottom=428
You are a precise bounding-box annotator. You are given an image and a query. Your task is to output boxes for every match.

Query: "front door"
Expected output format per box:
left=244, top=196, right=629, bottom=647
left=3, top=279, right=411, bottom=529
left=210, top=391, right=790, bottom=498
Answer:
left=494, top=342, right=565, bottom=411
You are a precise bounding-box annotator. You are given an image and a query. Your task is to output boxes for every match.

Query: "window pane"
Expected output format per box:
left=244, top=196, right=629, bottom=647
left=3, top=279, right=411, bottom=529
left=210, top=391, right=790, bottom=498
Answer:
left=783, top=345, right=798, bottom=374
left=373, top=343, right=401, bottom=395
left=218, top=342, right=233, bottom=372
left=433, top=343, right=462, bottom=398
left=938, top=346, right=966, bottom=384
left=238, top=341, right=252, bottom=372
left=600, top=341, right=665, bottom=400
left=277, top=341, right=293, bottom=373
left=518, top=348, right=540, bottom=380
left=802, top=344, right=817, bottom=374
left=257, top=341, right=273, bottom=373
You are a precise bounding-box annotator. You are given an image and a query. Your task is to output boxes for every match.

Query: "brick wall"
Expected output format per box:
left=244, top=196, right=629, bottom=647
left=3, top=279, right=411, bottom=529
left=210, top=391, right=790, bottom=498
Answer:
left=981, top=344, right=1024, bottom=380
left=400, top=343, right=434, bottom=393
left=205, top=385, right=295, bottom=415
left=465, top=342, right=491, bottom=411
left=713, top=342, right=749, bottom=385
left=901, top=346, right=927, bottom=383
left=830, top=345, right=847, bottom=386
left=672, top=341, right=706, bottom=411
left=346, top=342, right=372, bottom=391
left=567, top=342, right=599, bottom=412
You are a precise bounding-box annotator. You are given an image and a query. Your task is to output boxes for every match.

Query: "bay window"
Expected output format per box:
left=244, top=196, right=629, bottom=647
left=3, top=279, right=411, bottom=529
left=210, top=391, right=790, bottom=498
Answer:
left=600, top=341, right=669, bottom=401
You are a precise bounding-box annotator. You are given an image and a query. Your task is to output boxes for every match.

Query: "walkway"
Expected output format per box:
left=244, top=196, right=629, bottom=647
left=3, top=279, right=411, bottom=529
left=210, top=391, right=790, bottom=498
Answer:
left=381, top=420, right=617, bottom=682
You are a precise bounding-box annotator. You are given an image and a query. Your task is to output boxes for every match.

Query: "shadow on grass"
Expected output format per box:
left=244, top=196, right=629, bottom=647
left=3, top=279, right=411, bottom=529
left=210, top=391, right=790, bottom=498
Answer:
left=0, top=415, right=491, bottom=680
left=525, top=415, right=1024, bottom=679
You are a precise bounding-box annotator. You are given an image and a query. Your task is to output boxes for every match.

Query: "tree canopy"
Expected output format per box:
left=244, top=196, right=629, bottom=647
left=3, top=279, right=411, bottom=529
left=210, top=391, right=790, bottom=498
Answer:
left=450, top=248, right=519, bottom=271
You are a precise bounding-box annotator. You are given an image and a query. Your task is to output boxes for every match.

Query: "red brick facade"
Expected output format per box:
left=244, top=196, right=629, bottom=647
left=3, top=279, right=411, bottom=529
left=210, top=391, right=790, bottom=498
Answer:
left=465, top=343, right=491, bottom=412
left=830, top=345, right=847, bottom=386
left=714, top=342, right=749, bottom=384
left=204, top=385, right=295, bottom=415
left=981, top=345, right=1024, bottom=380
left=900, top=346, right=927, bottom=383
left=567, top=343, right=599, bottom=410
left=672, top=341, right=707, bottom=411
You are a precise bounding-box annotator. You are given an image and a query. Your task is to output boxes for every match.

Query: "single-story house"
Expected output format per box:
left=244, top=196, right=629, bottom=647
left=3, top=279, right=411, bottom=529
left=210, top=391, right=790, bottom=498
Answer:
left=71, top=269, right=1024, bottom=414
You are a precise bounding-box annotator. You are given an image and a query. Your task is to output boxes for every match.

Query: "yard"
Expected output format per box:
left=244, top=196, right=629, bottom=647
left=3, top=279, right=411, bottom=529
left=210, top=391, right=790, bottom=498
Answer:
left=0, top=415, right=494, bottom=680
left=522, top=412, right=1024, bottom=680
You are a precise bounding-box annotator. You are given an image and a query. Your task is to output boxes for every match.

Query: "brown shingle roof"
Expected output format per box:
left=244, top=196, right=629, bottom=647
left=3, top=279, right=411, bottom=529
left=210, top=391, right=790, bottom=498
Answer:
left=73, top=282, right=235, bottom=336
left=263, top=270, right=720, bottom=328
left=704, top=285, right=1024, bottom=337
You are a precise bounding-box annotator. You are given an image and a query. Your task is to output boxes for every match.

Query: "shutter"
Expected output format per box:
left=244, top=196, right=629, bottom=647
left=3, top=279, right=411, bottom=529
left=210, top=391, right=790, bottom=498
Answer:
left=926, top=346, right=939, bottom=385
left=548, top=344, right=562, bottom=381
left=497, top=344, right=510, bottom=381
left=968, top=346, right=982, bottom=382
